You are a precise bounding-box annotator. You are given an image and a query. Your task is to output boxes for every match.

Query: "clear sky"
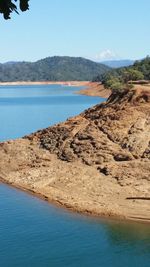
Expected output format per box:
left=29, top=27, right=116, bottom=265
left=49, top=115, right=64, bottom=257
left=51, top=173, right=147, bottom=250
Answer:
left=0, top=0, right=150, bottom=62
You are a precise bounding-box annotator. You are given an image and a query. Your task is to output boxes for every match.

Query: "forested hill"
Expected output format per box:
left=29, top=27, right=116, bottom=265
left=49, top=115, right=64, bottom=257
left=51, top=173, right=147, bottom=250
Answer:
left=93, top=57, right=150, bottom=89
left=0, top=56, right=110, bottom=82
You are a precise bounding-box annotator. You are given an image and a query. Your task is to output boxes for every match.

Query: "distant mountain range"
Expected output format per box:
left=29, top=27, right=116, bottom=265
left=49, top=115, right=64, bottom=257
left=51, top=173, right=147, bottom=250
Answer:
left=101, top=59, right=135, bottom=68
left=0, top=56, right=110, bottom=82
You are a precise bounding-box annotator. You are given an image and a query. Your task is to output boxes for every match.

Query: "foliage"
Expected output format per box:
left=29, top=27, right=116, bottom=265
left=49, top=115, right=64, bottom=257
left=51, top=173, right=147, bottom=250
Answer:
left=93, top=57, right=150, bottom=92
left=0, top=56, right=110, bottom=82
left=122, top=69, right=144, bottom=83
left=133, top=56, right=150, bottom=80
left=104, top=77, right=125, bottom=92
left=0, top=0, right=29, bottom=19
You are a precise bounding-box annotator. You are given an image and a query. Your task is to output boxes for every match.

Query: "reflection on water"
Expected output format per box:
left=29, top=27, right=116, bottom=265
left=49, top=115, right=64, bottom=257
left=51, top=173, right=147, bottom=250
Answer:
left=105, top=220, right=150, bottom=243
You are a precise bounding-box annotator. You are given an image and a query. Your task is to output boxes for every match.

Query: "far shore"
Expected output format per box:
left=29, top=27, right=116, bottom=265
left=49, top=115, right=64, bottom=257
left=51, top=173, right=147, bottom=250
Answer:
left=0, top=80, right=111, bottom=98
left=0, top=81, right=90, bottom=86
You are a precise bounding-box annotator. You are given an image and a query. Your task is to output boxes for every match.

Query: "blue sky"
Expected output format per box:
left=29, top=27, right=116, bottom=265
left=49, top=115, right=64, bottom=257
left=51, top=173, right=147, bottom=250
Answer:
left=0, top=0, right=150, bottom=62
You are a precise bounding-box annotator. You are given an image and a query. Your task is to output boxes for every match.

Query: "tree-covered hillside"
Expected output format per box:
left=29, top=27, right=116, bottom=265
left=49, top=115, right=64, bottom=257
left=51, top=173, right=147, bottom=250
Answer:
left=93, top=56, right=150, bottom=91
left=0, top=56, right=110, bottom=82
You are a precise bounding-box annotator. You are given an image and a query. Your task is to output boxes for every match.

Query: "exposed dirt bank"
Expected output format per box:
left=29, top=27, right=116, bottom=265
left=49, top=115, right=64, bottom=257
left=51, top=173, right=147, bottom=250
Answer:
left=78, top=82, right=111, bottom=98
left=0, top=87, right=150, bottom=223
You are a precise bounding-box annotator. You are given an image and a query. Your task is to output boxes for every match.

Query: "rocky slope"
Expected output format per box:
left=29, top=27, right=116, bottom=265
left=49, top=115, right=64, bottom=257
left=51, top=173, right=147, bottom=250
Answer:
left=0, top=87, right=150, bottom=222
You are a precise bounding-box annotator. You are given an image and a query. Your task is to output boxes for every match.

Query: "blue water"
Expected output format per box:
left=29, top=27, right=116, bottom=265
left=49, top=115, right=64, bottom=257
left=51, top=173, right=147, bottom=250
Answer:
left=0, top=84, right=102, bottom=141
left=0, top=185, right=150, bottom=267
left=0, top=85, right=150, bottom=267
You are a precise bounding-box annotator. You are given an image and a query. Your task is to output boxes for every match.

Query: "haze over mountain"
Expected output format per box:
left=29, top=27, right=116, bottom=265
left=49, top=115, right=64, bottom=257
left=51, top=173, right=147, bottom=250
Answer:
left=0, top=56, right=110, bottom=82
left=101, top=59, right=134, bottom=68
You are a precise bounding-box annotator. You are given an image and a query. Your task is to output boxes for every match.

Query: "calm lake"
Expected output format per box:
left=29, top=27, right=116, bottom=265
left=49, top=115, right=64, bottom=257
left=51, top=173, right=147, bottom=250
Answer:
left=0, top=84, right=101, bottom=141
left=0, top=85, right=150, bottom=267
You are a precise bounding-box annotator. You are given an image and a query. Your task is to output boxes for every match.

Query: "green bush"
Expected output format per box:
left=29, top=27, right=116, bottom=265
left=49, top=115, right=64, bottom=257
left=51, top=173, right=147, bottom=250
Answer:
left=122, top=69, right=144, bottom=83
left=104, top=77, right=125, bottom=92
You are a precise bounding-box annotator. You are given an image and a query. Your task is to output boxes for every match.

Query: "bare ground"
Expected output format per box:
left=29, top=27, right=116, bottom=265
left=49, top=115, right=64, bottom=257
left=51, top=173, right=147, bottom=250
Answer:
left=0, top=87, right=150, bottom=222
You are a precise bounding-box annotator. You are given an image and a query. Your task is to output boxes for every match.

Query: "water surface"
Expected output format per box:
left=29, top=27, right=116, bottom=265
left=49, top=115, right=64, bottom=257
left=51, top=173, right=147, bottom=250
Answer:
left=0, top=84, right=102, bottom=141
left=0, top=184, right=150, bottom=267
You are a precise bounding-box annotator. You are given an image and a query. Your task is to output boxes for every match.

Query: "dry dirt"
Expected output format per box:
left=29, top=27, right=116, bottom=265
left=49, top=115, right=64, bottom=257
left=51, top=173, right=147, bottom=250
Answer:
left=78, top=82, right=111, bottom=98
left=0, top=87, right=150, bottom=222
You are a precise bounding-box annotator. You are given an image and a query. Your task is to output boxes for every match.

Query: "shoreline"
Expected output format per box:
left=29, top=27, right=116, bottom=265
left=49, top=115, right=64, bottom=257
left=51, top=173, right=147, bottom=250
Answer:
left=0, top=178, right=123, bottom=222
left=0, top=81, right=90, bottom=86
left=0, top=81, right=113, bottom=222
left=1, top=178, right=148, bottom=225
left=0, top=178, right=145, bottom=224
left=0, top=80, right=111, bottom=98
left=77, top=82, right=111, bottom=98
left=0, top=86, right=149, bottom=224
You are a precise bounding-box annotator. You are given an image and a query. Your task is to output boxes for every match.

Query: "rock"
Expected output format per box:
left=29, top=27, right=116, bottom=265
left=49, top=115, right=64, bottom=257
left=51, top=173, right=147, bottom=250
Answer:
left=0, top=87, right=150, bottom=222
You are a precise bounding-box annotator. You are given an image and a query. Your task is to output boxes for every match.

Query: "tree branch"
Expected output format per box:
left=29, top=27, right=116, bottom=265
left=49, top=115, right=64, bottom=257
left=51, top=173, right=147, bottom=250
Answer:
left=0, top=0, right=29, bottom=19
